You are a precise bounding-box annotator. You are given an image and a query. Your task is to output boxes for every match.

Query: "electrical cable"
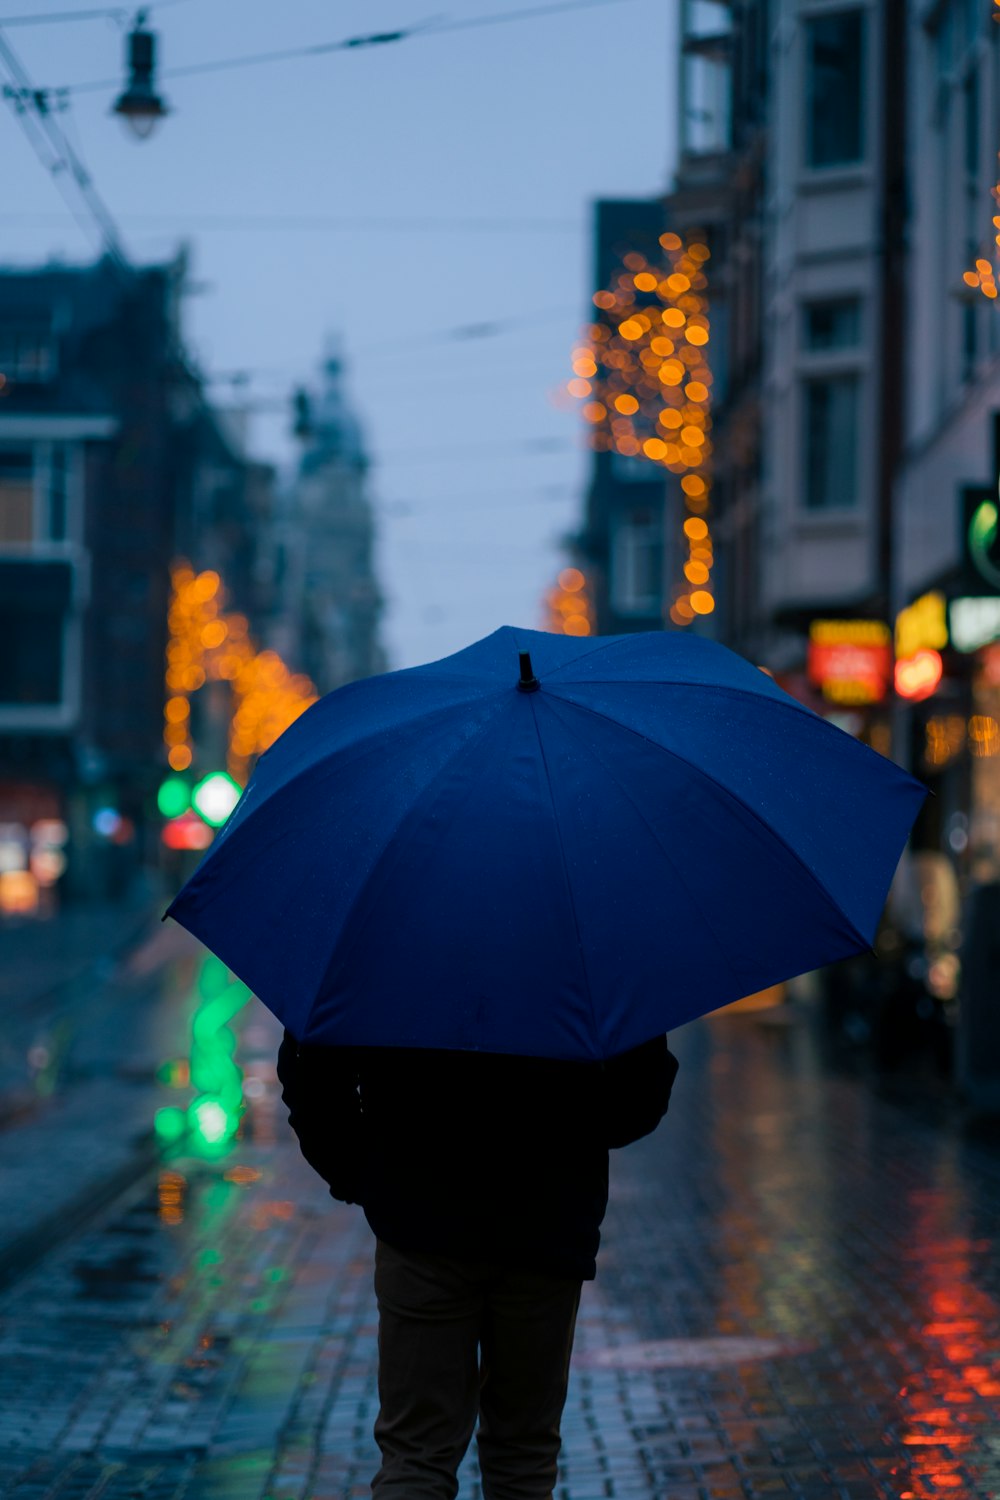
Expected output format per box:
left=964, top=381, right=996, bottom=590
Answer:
left=56, top=0, right=640, bottom=95
left=362, top=306, right=578, bottom=355
left=375, top=435, right=575, bottom=462
left=378, top=486, right=574, bottom=514
left=195, top=309, right=581, bottom=386
left=0, top=25, right=129, bottom=271
left=0, top=0, right=214, bottom=21
left=0, top=209, right=580, bottom=234
left=0, top=7, right=125, bottom=24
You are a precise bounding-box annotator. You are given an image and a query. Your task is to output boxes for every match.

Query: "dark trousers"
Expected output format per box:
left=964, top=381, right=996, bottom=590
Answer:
left=371, top=1239, right=583, bottom=1500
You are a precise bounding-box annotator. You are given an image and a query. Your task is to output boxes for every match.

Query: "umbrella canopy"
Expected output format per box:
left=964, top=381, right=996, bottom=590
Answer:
left=165, top=626, right=926, bottom=1061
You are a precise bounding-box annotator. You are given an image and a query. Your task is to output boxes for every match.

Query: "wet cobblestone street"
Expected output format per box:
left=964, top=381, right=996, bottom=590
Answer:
left=2, top=1005, right=1000, bottom=1500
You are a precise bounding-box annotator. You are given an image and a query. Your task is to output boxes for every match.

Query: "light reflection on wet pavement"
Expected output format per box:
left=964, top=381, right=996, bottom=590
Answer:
left=2, top=1002, right=1000, bottom=1499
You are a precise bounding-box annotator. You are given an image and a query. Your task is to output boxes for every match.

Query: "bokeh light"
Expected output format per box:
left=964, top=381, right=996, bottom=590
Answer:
left=566, top=232, right=717, bottom=626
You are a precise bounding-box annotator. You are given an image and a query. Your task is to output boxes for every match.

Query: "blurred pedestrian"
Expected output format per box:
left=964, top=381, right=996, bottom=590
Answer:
left=277, top=1031, right=678, bottom=1500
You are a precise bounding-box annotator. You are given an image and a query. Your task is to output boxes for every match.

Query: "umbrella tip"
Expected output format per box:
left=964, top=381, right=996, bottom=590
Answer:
left=517, top=650, right=540, bottom=693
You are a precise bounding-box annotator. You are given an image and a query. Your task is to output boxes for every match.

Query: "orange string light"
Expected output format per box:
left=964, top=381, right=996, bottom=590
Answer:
left=164, top=560, right=318, bottom=783
left=543, top=565, right=595, bottom=637
left=568, top=233, right=716, bottom=626
left=964, top=153, right=1000, bottom=300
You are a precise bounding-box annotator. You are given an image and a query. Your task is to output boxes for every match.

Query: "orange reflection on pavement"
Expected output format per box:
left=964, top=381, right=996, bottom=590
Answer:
left=249, top=1200, right=295, bottom=1230
left=157, top=1169, right=186, bottom=1226
left=893, top=1210, right=1000, bottom=1500
left=223, top=1165, right=262, bottom=1186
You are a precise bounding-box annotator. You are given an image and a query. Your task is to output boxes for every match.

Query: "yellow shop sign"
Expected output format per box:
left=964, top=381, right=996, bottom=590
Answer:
left=895, top=592, right=948, bottom=660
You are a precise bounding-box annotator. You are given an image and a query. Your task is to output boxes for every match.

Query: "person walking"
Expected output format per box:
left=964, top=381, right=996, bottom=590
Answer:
left=276, top=1029, right=679, bottom=1500
left=168, top=631, right=922, bottom=1488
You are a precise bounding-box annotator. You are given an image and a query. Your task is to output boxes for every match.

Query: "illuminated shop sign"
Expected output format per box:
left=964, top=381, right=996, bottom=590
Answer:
left=949, top=596, right=1000, bottom=653
left=895, top=650, right=943, bottom=701
left=895, top=591, right=948, bottom=659
left=807, top=619, right=892, bottom=705
left=966, top=495, right=1000, bottom=591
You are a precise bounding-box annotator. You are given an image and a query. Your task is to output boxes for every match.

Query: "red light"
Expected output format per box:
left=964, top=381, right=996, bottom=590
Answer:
left=895, top=649, right=943, bottom=701
left=161, top=810, right=213, bottom=851
left=807, top=638, right=892, bottom=704
left=981, top=643, right=1000, bottom=686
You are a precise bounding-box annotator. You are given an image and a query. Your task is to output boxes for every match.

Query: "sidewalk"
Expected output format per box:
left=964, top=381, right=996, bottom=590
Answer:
left=3, top=1009, right=1000, bottom=1499
left=0, top=891, right=199, bottom=1285
left=0, top=877, right=164, bottom=1017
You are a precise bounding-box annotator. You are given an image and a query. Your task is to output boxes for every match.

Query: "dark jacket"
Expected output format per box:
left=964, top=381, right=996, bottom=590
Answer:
left=276, top=1033, right=679, bottom=1280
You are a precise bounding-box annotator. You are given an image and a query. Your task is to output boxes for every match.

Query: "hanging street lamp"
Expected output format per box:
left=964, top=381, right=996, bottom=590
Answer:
left=113, top=12, right=168, bottom=139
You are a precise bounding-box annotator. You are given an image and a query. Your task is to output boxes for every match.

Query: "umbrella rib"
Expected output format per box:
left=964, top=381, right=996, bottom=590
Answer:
left=524, top=697, right=602, bottom=1054
left=543, top=635, right=629, bottom=681
left=544, top=692, right=874, bottom=953
left=224, top=690, right=511, bottom=830
left=541, top=699, right=751, bottom=1000
left=310, top=696, right=513, bottom=1015
left=550, top=678, right=876, bottom=742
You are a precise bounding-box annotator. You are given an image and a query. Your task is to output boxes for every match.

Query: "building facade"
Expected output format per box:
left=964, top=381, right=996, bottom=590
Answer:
left=265, top=351, right=385, bottom=693
left=654, top=0, right=1000, bottom=1068
left=0, top=255, right=264, bottom=909
left=576, top=199, right=669, bottom=635
left=893, top=0, right=1000, bottom=870
left=664, top=0, right=910, bottom=749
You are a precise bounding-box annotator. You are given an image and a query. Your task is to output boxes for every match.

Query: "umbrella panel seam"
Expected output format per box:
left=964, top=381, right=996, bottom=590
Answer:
left=308, top=695, right=513, bottom=1031
left=538, top=632, right=631, bottom=681
left=524, top=695, right=603, bottom=1057
left=541, top=692, right=874, bottom=954
left=549, top=677, right=914, bottom=766
left=539, top=696, right=752, bottom=1003
left=170, top=694, right=506, bottom=912
left=231, top=688, right=512, bottom=827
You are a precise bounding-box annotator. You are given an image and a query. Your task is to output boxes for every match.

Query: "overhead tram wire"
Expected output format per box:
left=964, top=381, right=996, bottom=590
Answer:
left=379, top=483, right=574, bottom=511
left=53, top=0, right=640, bottom=96
left=376, top=435, right=575, bottom=463
left=0, top=7, right=126, bottom=23
left=0, top=0, right=215, bottom=21
left=0, top=209, right=581, bottom=235
left=362, top=307, right=578, bottom=356
left=0, top=25, right=129, bottom=272
left=196, top=308, right=581, bottom=386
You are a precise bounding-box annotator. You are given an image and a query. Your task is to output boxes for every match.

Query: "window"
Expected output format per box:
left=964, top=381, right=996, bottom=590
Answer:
left=0, top=608, right=64, bottom=705
left=0, top=451, right=34, bottom=543
left=49, top=444, right=68, bottom=541
left=962, top=301, right=978, bottom=381
left=803, top=375, right=859, bottom=508
left=0, top=444, right=75, bottom=546
left=804, top=299, right=861, bottom=350
left=959, top=0, right=981, bottom=54
left=935, top=2, right=955, bottom=81
left=612, top=510, right=663, bottom=615
left=805, top=11, right=864, bottom=167
left=0, top=327, right=56, bottom=383
left=681, top=0, right=733, bottom=156
left=0, top=561, right=73, bottom=707
left=959, top=73, right=982, bottom=378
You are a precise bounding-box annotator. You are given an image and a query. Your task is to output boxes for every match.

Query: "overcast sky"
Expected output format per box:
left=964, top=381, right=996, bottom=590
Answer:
left=3, top=0, right=676, bottom=669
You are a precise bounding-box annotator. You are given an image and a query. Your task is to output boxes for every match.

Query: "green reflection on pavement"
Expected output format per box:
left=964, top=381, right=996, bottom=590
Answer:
left=154, top=954, right=251, bottom=1156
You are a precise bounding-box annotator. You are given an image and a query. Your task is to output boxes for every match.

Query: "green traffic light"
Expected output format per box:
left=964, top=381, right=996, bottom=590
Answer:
left=153, top=955, right=250, bottom=1159
left=190, top=1096, right=232, bottom=1146
left=157, top=776, right=190, bottom=819
left=191, top=771, right=242, bottom=828
left=154, top=1106, right=187, bottom=1144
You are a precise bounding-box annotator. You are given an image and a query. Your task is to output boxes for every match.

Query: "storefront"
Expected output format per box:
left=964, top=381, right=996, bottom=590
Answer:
left=774, top=617, right=895, bottom=757
left=894, top=508, right=1000, bottom=884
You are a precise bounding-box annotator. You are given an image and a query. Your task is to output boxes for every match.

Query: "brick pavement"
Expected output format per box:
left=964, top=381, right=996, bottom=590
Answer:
left=0, top=915, right=201, bottom=1280
left=0, top=880, right=161, bottom=1016
left=2, top=1010, right=1000, bottom=1500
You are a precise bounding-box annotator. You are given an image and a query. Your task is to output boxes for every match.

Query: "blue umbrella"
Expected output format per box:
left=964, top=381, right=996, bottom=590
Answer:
left=164, top=626, right=926, bottom=1061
